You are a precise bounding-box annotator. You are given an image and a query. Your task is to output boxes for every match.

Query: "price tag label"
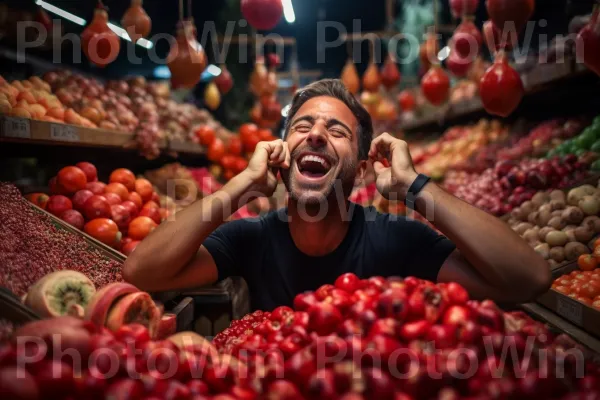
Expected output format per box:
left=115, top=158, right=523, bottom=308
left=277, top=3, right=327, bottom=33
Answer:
left=2, top=117, right=31, bottom=139
left=50, top=124, right=80, bottom=142
left=557, top=297, right=583, bottom=325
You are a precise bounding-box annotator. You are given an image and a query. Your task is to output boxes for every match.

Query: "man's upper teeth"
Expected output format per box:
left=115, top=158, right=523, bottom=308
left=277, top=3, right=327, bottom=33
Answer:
left=301, top=155, right=328, bottom=166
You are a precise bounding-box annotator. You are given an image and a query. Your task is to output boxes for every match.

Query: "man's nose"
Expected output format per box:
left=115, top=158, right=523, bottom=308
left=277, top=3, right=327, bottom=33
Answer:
left=306, top=124, right=327, bottom=147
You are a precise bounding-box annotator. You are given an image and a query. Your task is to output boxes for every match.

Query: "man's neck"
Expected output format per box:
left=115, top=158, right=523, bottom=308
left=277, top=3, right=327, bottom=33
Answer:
left=287, top=199, right=353, bottom=257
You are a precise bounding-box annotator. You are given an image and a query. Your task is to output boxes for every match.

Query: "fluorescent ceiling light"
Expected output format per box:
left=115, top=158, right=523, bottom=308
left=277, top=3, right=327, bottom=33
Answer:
left=282, top=0, right=296, bottom=23
left=438, top=46, right=450, bottom=61
left=107, top=23, right=154, bottom=49
left=206, top=65, right=222, bottom=76
left=35, top=0, right=86, bottom=26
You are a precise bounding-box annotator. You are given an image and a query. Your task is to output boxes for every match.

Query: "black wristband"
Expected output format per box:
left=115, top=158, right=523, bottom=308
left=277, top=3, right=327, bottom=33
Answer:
left=405, top=173, right=431, bottom=210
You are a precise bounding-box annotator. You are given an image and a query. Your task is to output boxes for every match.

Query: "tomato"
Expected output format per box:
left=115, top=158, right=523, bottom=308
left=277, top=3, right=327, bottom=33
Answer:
left=104, top=192, right=122, bottom=206
left=121, top=240, right=141, bottom=256
left=572, top=271, right=588, bottom=281
left=239, top=123, right=258, bottom=140
left=105, top=182, right=129, bottom=202
left=86, top=181, right=106, bottom=195
left=577, top=296, right=593, bottom=306
left=57, top=166, right=87, bottom=194
left=25, top=193, right=49, bottom=210
left=76, top=162, right=98, bottom=182
left=593, top=300, right=600, bottom=310
left=554, top=285, right=570, bottom=295
left=134, top=178, right=154, bottom=203
left=128, top=216, right=158, bottom=240
left=109, top=168, right=136, bottom=192
left=142, top=201, right=160, bottom=210
left=223, top=169, right=236, bottom=181
left=579, top=254, right=598, bottom=271
left=128, top=192, right=143, bottom=209
left=258, top=128, right=274, bottom=142
left=571, top=282, right=584, bottom=295
left=207, top=138, right=226, bottom=162
left=243, top=135, right=261, bottom=154
left=83, top=195, right=111, bottom=220
left=47, top=195, right=73, bottom=216
left=580, top=282, right=600, bottom=299
left=221, top=155, right=237, bottom=171
left=234, top=157, right=248, bottom=174
left=555, top=277, right=572, bottom=287
left=139, top=207, right=162, bottom=224
left=593, top=238, right=600, bottom=250
left=84, top=218, right=121, bottom=247
left=228, top=136, right=243, bottom=156
left=111, top=204, right=132, bottom=231
left=593, top=247, right=600, bottom=261
left=195, top=126, right=216, bottom=147
left=121, top=201, right=139, bottom=219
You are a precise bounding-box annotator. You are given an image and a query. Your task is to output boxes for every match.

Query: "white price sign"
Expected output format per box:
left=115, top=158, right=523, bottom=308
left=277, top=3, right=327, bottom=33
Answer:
left=2, top=117, right=31, bottom=139
left=557, top=297, right=583, bottom=325
left=50, top=124, right=80, bottom=142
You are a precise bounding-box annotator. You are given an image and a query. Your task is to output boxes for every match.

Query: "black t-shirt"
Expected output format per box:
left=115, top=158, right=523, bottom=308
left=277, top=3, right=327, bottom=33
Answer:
left=203, top=204, right=456, bottom=311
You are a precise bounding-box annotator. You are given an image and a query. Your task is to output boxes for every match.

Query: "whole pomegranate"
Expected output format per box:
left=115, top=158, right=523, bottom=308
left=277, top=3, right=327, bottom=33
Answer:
left=241, top=0, right=284, bottom=30
left=576, top=7, right=600, bottom=77
left=486, top=0, right=535, bottom=34
left=421, top=66, right=450, bottom=106
left=479, top=52, right=524, bottom=117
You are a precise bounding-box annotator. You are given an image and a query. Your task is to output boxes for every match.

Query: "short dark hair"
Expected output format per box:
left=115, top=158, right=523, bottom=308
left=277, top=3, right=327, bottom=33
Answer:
left=284, top=79, right=373, bottom=160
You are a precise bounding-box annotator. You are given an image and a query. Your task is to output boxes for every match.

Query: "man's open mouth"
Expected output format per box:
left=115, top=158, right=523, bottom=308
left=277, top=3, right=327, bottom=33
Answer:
left=297, top=154, right=332, bottom=179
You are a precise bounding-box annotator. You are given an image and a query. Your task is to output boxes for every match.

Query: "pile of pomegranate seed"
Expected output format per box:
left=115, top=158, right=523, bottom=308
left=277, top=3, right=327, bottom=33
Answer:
left=213, top=310, right=271, bottom=352
left=0, top=183, right=122, bottom=296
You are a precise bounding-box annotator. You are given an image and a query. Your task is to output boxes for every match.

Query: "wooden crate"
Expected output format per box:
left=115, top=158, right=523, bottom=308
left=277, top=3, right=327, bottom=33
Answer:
left=536, top=263, right=600, bottom=338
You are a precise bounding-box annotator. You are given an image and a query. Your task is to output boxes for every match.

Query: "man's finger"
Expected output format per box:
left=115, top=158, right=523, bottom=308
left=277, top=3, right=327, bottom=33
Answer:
left=282, top=143, right=291, bottom=169
left=270, top=141, right=283, bottom=160
left=373, top=160, right=387, bottom=175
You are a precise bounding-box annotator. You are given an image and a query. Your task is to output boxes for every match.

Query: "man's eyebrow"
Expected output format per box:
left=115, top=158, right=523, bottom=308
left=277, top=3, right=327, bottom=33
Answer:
left=325, top=118, right=352, bottom=136
left=291, top=115, right=315, bottom=126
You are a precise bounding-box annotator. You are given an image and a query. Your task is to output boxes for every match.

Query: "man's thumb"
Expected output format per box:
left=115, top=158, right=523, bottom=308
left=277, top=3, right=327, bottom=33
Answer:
left=373, top=161, right=387, bottom=175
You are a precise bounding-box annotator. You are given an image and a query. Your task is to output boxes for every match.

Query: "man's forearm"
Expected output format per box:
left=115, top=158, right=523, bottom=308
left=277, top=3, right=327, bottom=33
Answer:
left=122, top=172, right=254, bottom=284
left=414, top=183, right=551, bottom=294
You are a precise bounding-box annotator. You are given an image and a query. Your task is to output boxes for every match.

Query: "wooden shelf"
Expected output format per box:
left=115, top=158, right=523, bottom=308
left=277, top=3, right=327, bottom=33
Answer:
left=400, top=61, right=595, bottom=133
left=0, top=116, right=208, bottom=158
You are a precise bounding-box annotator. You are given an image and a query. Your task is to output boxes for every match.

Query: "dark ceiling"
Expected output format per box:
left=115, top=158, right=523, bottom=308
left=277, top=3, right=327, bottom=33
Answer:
left=1, top=0, right=594, bottom=81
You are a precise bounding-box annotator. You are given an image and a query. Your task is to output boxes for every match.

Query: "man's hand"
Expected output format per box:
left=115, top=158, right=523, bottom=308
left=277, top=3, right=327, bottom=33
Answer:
left=241, top=139, right=291, bottom=198
left=368, top=133, right=419, bottom=201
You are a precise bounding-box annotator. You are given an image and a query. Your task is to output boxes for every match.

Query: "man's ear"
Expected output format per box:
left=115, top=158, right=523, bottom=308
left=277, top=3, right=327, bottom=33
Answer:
left=354, top=160, right=369, bottom=186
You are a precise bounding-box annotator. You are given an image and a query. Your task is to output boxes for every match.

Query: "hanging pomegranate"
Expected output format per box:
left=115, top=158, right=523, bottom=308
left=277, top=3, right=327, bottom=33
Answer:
left=453, top=18, right=483, bottom=58
left=262, top=98, right=282, bottom=121
left=479, top=52, right=524, bottom=117
left=576, top=7, right=600, bottom=77
left=250, top=58, right=269, bottom=96
left=398, top=90, right=416, bottom=112
left=265, top=68, right=278, bottom=95
left=204, top=82, right=221, bottom=110
left=250, top=102, right=262, bottom=124
left=214, top=64, right=234, bottom=95
left=446, top=50, right=473, bottom=78
left=380, top=54, right=401, bottom=90
left=241, top=0, right=283, bottom=30
left=486, top=0, right=535, bottom=35
left=421, top=65, right=450, bottom=106
left=362, top=61, right=381, bottom=92
left=81, top=8, right=121, bottom=68
left=450, top=0, right=478, bottom=19
left=267, top=53, right=281, bottom=69
left=121, top=0, right=152, bottom=43
left=35, top=7, right=52, bottom=33
left=341, top=59, right=360, bottom=94
left=167, top=21, right=207, bottom=89
left=419, top=32, right=440, bottom=71
left=375, top=98, right=398, bottom=121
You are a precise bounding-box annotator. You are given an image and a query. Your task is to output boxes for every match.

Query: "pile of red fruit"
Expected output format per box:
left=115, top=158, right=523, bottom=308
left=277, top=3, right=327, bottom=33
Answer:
left=2, top=274, right=600, bottom=399
left=211, top=274, right=600, bottom=399
left=446, top=155, right=590, bottom=216
left=25, top=162, right=167, bottom=254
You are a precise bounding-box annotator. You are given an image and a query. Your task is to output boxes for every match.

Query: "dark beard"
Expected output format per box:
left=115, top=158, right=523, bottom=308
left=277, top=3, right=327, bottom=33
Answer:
left=281, top=146, right=357, bottom=207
